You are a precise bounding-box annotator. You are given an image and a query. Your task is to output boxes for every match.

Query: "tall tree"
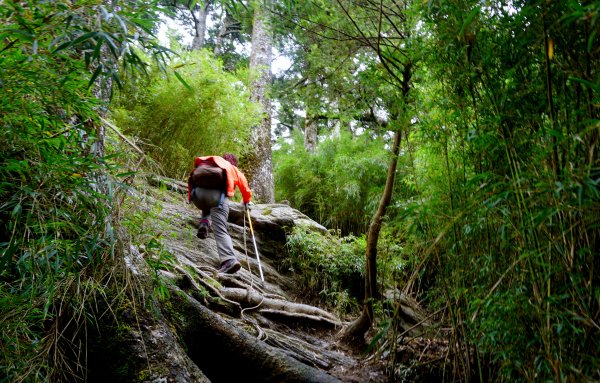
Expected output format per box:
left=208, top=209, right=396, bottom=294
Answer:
left=303, top=113, right=318, bottom=151
left=274, top=0, right=417, bottom=340
left=317, top=0, right=416, bottom=342
left=190, top=0, right=212, bottom=49
left=164, top=0, right=212, bottom=50
left=270, top=0, right=395, bottom=150
left=247, top=0, right=275, bottom=202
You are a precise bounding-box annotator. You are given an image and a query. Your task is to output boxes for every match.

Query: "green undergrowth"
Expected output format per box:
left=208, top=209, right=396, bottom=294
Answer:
left=119, top=182, right=177, bottom=301
left=0, top=1, right=175, bottom=380
left=283, top=226, right=366, bottom=317
left=274, top=131, right=389, bottom=235
left=283, top=225, right=413, bottom=322
left=0, top=129, right=172, bottom=382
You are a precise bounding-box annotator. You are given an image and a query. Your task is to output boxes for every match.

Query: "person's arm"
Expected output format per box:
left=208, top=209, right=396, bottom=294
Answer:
left=235, top=168, right=252, bottom=203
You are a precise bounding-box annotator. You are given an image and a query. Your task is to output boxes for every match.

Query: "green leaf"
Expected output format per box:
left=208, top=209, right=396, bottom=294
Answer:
left=569, top=76, right=599, bottom=91
left=91, top=35, right=104, bottom=61
left=588, top=29, right=597, bottom=53
left=11, top=203, right=22, bottom=217
left=187, top=0, right=199, bottom=11
left=101, top=32, right=120, bottom=60
left=173, top=70, right=193, bottom=91
left=88, top=65, right=104, bottom=89
left=113, top=13, right=129, bottom=35
left=52, top=31, right=98, bottom=53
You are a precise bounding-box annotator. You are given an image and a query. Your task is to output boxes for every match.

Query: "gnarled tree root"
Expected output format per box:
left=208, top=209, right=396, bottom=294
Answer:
left=167, top=284, right=342, bottom=383
left=262, top=328, right=347, bottom=370
left=221, top=287, right=341, bottom=327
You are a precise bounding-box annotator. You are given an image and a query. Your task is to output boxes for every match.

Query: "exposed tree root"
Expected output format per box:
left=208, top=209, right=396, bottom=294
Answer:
left=260, top=309, right=340, bottom=327
left=339, top=293, right=431, bottom=345
left=221, top=287, right=340, bottom=327
left=167, top=284, right=342, bottom=383
left=166, top=267, right=351, bottom=378
left=170, top=262, right=343, bottom=335
left=338, top=308, right=372, bottom=345
left=171, top=264, right=242, bottom=312
left=217, top=271, right=270, bottom=295
left=262, top=328, right=344, bottom=370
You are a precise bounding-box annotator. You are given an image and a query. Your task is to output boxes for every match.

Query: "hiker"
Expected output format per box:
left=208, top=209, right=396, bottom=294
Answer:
left=187, top=153, right=252, bottom=274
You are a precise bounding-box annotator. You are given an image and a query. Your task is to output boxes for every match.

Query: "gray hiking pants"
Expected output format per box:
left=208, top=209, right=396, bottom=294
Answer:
left=191, top=187, right=236, bottom=264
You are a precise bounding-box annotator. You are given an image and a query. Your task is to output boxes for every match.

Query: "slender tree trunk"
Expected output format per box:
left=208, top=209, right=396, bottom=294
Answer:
left=340, top=126, right=403, bottom=342
left=247, top=0, right=274, bottom=203
left=542, top=9, right=559, bottom=177
left=190, top=2, right=211, bottom=50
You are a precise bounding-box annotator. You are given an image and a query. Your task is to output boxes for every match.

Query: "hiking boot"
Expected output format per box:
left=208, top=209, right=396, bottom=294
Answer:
left=218, top=259, right=241, bottom=274
left=197, top=219, right=210, bottom=239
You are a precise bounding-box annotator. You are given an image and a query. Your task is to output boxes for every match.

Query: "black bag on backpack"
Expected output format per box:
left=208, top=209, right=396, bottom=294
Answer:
left=191, top=159, right=226, bottom=190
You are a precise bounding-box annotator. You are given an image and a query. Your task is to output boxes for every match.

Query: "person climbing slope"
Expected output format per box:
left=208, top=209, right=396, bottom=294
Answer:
left=187, top=153, right=252, bottom=274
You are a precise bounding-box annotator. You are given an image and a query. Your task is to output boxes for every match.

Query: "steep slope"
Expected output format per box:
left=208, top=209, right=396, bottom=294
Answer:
left=86, top=176, right=390, bottom=383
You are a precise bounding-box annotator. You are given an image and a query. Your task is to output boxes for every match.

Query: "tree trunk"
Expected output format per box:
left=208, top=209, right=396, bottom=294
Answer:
left=248, top=0, right=275, bottom=203
left=190, top=1, right=211, bottom=50
left=214, top=13, right=239, bottom=56
left=340, top=127, right=403, bottom=342
left=304, top=113, right=318, bottom=152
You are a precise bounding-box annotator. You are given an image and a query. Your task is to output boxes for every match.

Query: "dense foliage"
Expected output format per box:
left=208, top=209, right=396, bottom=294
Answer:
left=405, top=1, right=600, bottom=380
left=272, top=0, right=599, bottom=381
left=2, top=0, right=598, bottom=381
left=112, top=49, right=261, bottom=178
left=274, top=131, right=390, bottom=234
left=0, top=0, right=167, bottom=380
left=284, top=226, right=365, bottom=316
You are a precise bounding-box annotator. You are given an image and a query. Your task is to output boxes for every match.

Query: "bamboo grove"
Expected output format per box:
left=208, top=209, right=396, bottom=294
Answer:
left=272, top=0, right=599, bottom=380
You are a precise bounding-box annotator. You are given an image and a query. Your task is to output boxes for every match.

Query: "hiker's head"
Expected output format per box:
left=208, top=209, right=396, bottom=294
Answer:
left=222, top=153, right=238, bottom=167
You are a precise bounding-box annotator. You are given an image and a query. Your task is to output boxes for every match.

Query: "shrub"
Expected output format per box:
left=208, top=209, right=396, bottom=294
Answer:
left=283, top=226, right=365, bottom=316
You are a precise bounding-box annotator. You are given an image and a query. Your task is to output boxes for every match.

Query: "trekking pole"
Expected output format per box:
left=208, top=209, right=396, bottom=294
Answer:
left=245, top=205, right=264, bottom=282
